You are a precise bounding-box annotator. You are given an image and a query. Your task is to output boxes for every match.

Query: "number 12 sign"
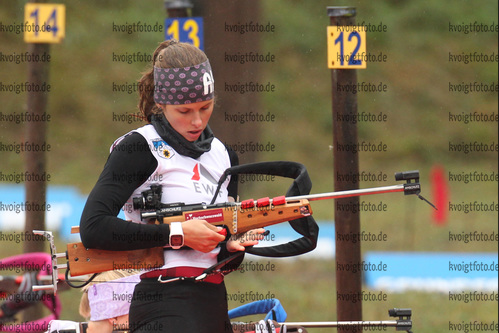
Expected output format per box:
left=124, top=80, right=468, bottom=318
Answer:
left=327, top=26, right=366, bottom=69
left=165, top=17, right=204, bottom=51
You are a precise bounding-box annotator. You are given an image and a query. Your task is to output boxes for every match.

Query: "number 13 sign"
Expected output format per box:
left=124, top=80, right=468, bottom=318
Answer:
left=165, top=17, right=204, bottom=51
left=327, top=26, right=366, bottom=69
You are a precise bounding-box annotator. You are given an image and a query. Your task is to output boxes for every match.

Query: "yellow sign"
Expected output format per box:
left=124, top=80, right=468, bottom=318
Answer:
left=327, top=26, right=366, bottom=69
left=165, top=17, right=204, bottom=50
left=24, top=3, right=65, bottom=43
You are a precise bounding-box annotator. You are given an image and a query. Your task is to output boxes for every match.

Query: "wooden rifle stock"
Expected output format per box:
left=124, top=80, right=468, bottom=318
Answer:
left=66, top=199, right=312, bottom=276
left=66, top=238, right=164, bottom=277
left=159, top=198, right=312, bottom=234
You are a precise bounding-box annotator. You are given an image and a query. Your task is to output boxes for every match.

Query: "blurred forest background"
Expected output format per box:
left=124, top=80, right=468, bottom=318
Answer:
left=0, top=0, right=497, bottom=332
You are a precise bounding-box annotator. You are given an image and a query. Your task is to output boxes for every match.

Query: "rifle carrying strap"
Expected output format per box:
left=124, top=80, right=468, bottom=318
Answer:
left=211, top=161, right=319, bottom=258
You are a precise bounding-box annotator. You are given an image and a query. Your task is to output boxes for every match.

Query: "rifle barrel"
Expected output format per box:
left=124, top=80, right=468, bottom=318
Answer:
left=279, top=320, right=399, bottom=328
left=286, top=184, right=405, bottom=202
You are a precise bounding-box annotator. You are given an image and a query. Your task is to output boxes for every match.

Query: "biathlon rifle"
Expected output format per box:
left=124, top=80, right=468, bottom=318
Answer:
left=229, top=299, right=413, bottom=333
left=135, top=169, right=432, bottom=234
left=33, top=170, right=434, bottom=294
left=233, top=308, right=413, bottom=333
left=276, top=308, right=413, bottom=332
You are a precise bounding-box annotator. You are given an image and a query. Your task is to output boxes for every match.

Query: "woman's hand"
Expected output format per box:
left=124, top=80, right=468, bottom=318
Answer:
left=181, top=219, right=226, bottom=253
left=226, top=228, right=267, bottom=252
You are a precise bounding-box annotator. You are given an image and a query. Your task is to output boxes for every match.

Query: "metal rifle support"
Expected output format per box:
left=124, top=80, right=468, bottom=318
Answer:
left=280, top=308, right=413, bottom=332
left=30, top=230, right=67, bottom=295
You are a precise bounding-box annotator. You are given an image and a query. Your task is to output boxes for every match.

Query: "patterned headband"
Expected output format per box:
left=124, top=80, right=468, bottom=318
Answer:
left=88, top=274, right=141, bottom=321
left=153, top=59, right=215, bottom=105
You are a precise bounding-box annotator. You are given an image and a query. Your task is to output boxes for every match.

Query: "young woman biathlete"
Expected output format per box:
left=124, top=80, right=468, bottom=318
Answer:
left=79, top=40, right=265, bottom=332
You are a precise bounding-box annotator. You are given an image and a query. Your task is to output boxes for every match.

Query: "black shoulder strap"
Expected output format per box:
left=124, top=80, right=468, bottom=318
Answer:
left=211, top=161, right=319, bottom=258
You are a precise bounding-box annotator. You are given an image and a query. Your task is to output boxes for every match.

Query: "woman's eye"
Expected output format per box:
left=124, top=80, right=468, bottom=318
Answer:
left=201, top=103, right=212, bottom=110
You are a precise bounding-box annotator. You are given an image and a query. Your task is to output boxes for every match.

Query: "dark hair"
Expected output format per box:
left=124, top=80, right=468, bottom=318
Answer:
left=138, top=40, right=208, bottom=122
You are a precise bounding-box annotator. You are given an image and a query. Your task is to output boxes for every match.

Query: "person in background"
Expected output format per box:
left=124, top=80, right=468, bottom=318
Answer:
left=45, top=270, right=140, bottom=333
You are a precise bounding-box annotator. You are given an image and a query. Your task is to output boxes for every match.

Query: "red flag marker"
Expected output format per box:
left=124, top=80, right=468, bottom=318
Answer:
left=431, top=165, right=448, bottom=225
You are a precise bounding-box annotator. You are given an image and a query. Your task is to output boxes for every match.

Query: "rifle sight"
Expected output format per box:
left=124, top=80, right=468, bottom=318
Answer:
left=132, top=184, right=163, bottom=210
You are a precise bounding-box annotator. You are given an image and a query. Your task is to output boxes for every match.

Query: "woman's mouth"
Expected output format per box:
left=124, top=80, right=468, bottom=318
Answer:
left=186, top=130, right=203, bottom=140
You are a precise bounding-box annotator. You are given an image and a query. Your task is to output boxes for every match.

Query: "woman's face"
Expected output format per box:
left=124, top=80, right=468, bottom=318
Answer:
left=159, top=100, right=214, bottom=142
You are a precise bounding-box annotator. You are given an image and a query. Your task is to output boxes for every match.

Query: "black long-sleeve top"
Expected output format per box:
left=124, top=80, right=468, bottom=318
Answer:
left=79, top=132, right=238, bottom=252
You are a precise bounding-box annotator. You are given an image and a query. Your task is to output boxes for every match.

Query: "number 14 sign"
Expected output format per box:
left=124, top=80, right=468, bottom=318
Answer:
left=327, top=26, right=366, bottom=69
left=24, top=3, right=65, bottom=43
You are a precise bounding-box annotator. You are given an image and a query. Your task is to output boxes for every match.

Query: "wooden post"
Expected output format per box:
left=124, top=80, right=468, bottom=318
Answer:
left=164, top=0, right=192, bottom=18
left=24, top=41, right=50, bottom=255
left=24, top=0, right=51, bottom=324
left=199, top=0, right=262, bottom=164
left=328, top=6, right=363, bottom=325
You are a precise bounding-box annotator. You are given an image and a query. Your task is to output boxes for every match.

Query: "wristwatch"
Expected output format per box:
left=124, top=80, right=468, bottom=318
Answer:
left=169, top=222, right=184, bottom=249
